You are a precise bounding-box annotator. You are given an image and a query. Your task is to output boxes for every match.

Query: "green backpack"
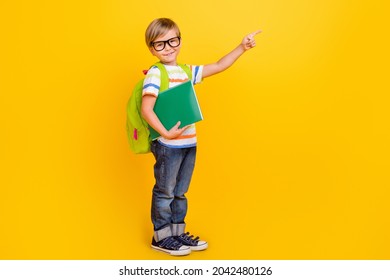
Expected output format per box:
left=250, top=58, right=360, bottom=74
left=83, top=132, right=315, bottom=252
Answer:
left=126, top=62, right=192, bottom=154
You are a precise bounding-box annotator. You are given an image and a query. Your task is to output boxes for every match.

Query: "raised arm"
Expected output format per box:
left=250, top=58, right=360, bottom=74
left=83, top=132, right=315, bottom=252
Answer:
left=202, top=30, right=261, bottom=79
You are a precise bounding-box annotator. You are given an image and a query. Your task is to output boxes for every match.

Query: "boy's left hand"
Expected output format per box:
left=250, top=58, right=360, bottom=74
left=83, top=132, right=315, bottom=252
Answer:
left=242, top=30, right=262, bottom=51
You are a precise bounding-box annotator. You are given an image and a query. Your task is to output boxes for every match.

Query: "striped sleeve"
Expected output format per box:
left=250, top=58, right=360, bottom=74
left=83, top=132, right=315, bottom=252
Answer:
left=142, top=66, right=160, bottom=97
left=190, top=65, right=203, bottom=85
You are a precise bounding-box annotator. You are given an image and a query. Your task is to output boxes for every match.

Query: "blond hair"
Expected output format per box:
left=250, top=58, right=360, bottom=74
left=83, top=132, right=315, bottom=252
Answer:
left=145, top=18, right=181, bottom=47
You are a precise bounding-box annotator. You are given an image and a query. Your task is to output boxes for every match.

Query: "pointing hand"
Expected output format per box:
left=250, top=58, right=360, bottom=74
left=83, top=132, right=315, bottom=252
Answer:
left=242, top=30, right=262, bottom=51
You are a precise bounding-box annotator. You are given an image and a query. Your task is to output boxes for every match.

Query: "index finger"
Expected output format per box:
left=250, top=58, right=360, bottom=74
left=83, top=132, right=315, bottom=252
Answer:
left=251, top=30, right=262, bottom=37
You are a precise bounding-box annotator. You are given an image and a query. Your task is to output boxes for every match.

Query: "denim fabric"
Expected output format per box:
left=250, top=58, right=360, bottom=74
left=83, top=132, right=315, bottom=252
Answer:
left=150, top=140, right=196, bottom=241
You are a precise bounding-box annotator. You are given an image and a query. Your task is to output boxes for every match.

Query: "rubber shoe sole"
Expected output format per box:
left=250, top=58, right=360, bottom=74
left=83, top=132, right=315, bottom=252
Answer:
left=151, top=244, right=191, bottom=256
left=189, top=241, right=208, bottom=251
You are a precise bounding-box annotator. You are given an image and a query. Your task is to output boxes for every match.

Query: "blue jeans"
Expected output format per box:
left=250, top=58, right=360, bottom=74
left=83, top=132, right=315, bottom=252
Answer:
left=150, top=140, right=196, bottom=241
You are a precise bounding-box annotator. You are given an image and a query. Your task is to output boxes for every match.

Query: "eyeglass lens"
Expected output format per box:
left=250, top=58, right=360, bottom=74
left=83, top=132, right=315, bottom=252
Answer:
left=152, top=37, right=180, bottom=51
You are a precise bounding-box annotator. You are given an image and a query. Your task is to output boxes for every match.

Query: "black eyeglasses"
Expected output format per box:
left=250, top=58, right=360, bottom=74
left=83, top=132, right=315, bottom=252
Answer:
left=151, top=37, right=181, bottom=52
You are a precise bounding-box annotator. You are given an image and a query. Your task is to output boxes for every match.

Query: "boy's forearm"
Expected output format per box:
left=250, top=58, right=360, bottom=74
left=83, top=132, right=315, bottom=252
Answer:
left=141, top=107, right=169, bottom=138
left=202, top=44, right=246, bottom=78
left=217, top=44, right=246, bottom=72
left=141, top=96, right=169, bottom=138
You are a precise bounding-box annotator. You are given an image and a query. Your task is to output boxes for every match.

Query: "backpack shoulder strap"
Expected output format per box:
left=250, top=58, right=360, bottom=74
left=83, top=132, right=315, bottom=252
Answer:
left=153, top=62, right=169, bottom=92
left=178, top=63, right=193, bottom=81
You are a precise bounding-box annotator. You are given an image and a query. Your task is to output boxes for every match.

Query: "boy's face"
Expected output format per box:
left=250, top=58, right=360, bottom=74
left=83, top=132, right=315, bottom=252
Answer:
left=149, top=29, right=181, bottom=66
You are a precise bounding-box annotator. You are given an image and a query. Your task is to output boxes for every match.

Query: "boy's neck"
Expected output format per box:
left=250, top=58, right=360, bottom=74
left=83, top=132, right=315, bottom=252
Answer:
left=160, top=61, right=178, bottom=66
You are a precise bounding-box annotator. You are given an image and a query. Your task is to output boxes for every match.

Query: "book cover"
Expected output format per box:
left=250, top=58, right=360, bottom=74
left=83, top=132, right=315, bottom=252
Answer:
left=149, top=80, right=203, bottom=140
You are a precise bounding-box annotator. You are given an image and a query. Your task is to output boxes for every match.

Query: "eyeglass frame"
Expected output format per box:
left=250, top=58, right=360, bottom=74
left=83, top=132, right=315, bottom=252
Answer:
left=150, top=36, right=181, bottom=52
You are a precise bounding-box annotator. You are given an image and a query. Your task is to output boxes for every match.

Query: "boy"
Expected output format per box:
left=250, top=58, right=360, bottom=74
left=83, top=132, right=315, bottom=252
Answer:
left=141, top=18, right=260, bottom=256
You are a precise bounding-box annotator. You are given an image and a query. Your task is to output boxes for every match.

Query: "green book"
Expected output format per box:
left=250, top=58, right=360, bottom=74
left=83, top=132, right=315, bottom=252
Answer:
left=149, top=80, right=203, bottom=140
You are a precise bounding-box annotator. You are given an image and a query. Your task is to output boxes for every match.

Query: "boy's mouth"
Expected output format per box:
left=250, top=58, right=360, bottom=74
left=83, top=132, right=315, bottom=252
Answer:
left=163, top=51, right=175, bottom=57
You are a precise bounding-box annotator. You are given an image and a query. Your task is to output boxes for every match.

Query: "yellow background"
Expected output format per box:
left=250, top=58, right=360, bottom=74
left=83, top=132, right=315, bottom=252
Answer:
left=1, top=0, right=389, bottom=259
